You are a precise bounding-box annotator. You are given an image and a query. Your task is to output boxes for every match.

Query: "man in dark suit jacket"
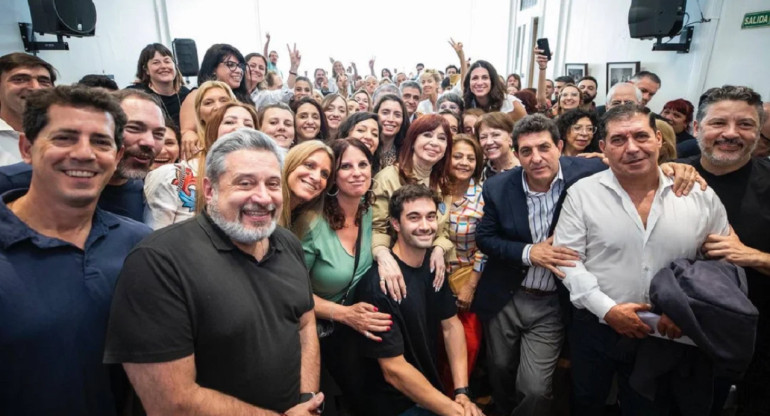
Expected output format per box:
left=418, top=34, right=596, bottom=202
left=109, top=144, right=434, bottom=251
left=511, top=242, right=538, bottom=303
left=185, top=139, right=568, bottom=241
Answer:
left=474, top=114, right=605, bottom=416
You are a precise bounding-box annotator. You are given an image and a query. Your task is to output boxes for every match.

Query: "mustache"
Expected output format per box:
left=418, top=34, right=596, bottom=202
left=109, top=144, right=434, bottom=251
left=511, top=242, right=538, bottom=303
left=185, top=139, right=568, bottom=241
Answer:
left=715, top=138, right=742, bottom=146
left=125, top=146, right=155, bottom=160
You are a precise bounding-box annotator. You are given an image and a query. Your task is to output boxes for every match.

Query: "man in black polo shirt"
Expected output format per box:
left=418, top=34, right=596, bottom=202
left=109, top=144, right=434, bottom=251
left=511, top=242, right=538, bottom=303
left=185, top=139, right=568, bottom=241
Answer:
left=356, top=184, right=482, bottom=416
left=687, top=85, right=770, bottom=415
left=104, top=129, right=323, bottom=414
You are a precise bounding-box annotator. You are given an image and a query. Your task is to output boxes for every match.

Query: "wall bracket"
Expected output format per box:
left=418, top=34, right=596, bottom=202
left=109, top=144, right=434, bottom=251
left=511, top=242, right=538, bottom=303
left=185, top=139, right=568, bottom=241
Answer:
left=652, top=26, right=694, bottom=53
left=19, top=23, right=69, bottom=53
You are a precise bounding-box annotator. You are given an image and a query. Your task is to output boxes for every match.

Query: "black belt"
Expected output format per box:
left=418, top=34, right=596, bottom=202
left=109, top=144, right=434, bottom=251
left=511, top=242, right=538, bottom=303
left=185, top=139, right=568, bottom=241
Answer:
left=519, top=286, right=557, bottom=297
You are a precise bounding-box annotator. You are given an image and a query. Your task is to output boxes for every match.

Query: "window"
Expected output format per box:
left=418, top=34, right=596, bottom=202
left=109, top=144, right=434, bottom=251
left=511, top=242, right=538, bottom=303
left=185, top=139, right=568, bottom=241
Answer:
left=520, top=0, right=537, bottom=11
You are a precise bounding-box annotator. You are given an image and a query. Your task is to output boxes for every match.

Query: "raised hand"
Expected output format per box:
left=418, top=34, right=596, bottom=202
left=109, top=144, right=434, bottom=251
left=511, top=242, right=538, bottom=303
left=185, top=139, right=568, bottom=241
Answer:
left=287, top=43, right=301, bottom=71
left=449, top=38, right=464, bottom=56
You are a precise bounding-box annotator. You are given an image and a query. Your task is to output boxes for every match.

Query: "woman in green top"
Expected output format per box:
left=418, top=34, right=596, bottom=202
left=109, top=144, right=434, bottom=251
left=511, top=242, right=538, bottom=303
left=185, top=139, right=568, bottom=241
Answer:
left=301, top=138, right=391, bottom=413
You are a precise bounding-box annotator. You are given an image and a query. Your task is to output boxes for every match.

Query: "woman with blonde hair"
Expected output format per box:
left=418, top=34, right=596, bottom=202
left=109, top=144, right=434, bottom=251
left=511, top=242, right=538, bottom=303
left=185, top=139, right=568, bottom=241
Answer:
left=144, top=102, right=256, bottom=229
left=416, top=69, right=442, bottom=114
left=280, top=140, right=335, bottom=237
left=352, top=88, right=372, bottom=112
left=191, top=81, right=237, bottom=153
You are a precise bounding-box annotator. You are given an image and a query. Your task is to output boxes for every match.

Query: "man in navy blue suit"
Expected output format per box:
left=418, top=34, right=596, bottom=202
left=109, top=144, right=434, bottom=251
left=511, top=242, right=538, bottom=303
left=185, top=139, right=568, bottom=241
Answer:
left=474, top=114, right=604, bottom=416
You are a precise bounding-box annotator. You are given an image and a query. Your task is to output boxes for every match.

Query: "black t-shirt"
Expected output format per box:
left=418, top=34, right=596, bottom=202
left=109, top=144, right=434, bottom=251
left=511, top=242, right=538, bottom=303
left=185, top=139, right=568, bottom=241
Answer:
left=125, top=83, right=191, bottom=127
left=355, top=252, right=457, bottom=416
left=688, top=157, right=770, bottom=309
left=104, top=213, right=314, bottom=412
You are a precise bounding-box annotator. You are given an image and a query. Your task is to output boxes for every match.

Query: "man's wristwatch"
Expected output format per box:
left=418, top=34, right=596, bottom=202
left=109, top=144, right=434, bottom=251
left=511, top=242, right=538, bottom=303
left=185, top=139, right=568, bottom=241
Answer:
left=298, top=392, right=324, bottom=413
left=454, top=386, right=471, bottom=398
left=299, top=392, right=316, bottom=403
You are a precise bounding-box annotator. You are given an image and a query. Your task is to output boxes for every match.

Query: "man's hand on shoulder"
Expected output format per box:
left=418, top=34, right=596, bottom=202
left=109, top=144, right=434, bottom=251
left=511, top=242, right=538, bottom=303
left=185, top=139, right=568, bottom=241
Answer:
left=660, top=162, right=707, bottom=196
left=529, top=236, right=580, bottom=279
left=603, top=303, right=652, bottom=338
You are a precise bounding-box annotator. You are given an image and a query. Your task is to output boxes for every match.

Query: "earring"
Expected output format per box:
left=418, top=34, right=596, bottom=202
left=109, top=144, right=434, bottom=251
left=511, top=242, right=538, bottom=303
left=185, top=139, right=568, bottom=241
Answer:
left=326, top=187, right=339, bottom=197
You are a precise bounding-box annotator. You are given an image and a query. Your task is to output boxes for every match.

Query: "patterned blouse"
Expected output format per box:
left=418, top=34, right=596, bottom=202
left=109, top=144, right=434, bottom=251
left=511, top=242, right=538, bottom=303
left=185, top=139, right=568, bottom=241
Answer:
left=448, top=180, right=487, bottom=274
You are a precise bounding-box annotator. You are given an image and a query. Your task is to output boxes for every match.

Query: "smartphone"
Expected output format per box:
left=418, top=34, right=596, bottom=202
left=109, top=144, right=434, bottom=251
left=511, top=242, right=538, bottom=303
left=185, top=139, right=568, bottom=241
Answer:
left=536, top=38, right=552, bottom=61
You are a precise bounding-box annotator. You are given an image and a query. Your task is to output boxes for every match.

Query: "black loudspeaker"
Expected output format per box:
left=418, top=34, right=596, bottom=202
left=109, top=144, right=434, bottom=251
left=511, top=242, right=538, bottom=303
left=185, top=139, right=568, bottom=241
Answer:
left=27, top=0, right=96, bottom=37
left=628, top=0, right=686, bottom=39
left=173, top=38, right=199, bottom=77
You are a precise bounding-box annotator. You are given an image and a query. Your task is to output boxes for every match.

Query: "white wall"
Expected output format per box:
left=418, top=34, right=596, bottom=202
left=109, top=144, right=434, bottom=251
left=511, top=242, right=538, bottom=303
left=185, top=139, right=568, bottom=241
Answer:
left=0, top=0, right=161, bottom=87
left=703, top=0, right=770, bottom=98
left=536, top=0, right=770, bottom=112
left=0, top=0, right=511, bottom=88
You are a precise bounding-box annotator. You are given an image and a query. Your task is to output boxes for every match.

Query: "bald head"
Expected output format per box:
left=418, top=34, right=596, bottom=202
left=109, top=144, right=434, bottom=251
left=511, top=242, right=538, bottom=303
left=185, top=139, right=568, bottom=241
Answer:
left=606, top=83, right=642, bottom=109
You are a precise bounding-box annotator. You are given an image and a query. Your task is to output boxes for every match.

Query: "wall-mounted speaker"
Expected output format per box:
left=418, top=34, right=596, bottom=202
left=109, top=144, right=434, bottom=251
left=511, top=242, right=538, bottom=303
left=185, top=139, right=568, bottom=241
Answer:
left=173, top=39, right=199, bottom=77
left=27, top=0, right=96, bottom=37
left=628, top=0, right=686, bottom=39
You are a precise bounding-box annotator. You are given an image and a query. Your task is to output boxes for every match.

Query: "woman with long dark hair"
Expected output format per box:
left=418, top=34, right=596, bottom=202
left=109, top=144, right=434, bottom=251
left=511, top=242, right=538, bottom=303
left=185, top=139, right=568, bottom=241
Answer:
left=301, top=138, right=387, bottom=413
left=374, top=94, right=410, bottom=170
left=463, top=60, right=526, bottom=121
left=291, top=97, right=328, bottom=143
left=129, top=43, right=191, bottom=126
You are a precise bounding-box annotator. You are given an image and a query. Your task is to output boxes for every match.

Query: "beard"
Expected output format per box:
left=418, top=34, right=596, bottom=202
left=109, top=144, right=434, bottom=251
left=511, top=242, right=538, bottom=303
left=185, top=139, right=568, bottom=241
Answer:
left=582, top=94, right=595, bottom=104
left=698, top=135, right=757, bottom=167
left=115, top=146, right=156, bottom=180
left=207, top=191, right=277, bottom=244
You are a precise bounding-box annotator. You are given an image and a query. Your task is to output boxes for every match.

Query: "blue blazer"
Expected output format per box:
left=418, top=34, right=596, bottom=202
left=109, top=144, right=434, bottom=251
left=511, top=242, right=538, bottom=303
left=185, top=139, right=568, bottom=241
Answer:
left=472, top=156, right=605, bottom=321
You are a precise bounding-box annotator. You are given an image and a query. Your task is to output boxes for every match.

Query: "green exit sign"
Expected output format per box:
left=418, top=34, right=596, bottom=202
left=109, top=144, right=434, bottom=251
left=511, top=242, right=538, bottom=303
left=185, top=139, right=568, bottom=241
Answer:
left=742, top=10, right=770, bottom=29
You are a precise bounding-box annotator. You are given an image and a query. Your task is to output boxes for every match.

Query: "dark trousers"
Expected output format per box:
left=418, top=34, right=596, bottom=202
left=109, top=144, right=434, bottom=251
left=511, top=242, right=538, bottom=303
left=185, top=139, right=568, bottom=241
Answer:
left=320, top=325, right=368, bottom=415
left=570, top=308, right=662, bottom=416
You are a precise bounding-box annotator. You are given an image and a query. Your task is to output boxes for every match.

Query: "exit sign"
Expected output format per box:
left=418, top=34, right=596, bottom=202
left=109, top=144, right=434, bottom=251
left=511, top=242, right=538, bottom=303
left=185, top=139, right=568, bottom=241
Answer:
left=742, top=10, right=770, bottom=29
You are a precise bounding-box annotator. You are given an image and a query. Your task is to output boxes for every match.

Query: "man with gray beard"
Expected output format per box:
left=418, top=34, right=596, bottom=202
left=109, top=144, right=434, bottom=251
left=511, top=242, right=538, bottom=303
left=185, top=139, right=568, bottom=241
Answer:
left=104, top=129, right=323, bottom=415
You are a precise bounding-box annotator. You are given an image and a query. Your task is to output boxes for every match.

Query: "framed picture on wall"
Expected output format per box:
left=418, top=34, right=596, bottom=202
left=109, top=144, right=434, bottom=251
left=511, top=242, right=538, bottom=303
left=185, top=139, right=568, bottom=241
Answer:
left=565, top=63, right=588, bottom=83
left=606, top=61, right=640, bottom=93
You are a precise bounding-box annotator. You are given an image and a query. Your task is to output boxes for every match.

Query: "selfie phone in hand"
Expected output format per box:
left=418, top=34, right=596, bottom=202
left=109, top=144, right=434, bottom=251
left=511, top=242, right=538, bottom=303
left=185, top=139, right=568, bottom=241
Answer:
left=536, top=38, right=552, bottom=61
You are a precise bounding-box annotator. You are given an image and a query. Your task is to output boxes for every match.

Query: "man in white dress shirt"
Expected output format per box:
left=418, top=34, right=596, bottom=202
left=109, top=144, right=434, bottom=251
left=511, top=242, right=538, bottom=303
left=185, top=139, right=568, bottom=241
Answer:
left=554, top=103, right=730, bottom=415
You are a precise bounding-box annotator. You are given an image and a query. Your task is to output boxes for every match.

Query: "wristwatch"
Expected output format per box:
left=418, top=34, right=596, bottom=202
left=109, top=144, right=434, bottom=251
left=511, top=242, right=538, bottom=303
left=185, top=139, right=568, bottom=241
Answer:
left=299, top=392, right=316, bottom=403
left=454, top=386, right=472, bottom=398
left=298, top=392, right=324, bottom=413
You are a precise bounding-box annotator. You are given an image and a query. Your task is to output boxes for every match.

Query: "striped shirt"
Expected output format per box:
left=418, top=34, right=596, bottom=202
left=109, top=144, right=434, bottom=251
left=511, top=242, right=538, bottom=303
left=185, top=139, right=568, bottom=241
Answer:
left=448, top=180, right=487, bottom=273
left=520, top=164, right=564, bottom=291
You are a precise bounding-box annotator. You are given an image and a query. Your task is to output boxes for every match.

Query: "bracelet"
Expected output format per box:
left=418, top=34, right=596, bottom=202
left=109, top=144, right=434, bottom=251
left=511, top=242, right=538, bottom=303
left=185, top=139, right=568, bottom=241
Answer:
left=454, top=387, right=471, bottom=398
left=289, top=71, right=298, bottom=76
left=329, top=304, right=335, bottom=322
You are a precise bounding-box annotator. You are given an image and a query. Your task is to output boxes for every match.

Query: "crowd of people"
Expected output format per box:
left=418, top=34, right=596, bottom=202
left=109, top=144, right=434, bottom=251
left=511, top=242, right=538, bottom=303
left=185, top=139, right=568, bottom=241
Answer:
left=0, top=30, right=768, bottom=416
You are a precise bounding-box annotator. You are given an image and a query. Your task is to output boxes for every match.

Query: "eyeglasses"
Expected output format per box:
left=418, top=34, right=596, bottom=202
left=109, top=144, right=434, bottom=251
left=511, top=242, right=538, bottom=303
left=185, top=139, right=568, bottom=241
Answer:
left=571, top=125, right=597, bottom=134
left=221, top=61, right=245, bottom=72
